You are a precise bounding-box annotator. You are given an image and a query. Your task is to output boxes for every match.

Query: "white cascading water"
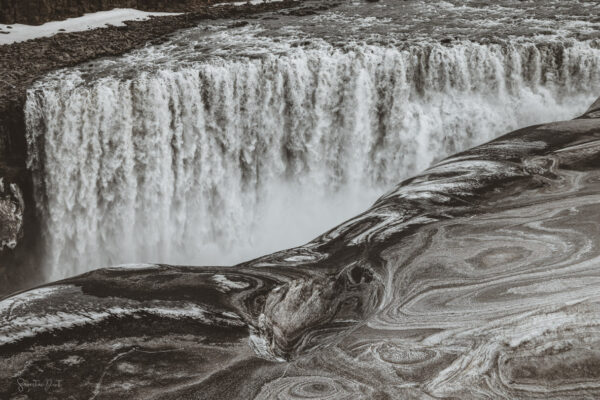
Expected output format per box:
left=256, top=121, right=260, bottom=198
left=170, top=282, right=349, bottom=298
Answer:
left=25, top=40, right=600, bottom=280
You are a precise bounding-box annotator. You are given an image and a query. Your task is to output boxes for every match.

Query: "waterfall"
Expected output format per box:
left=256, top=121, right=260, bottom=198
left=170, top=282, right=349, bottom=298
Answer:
left=25, top=39, right=600, bottom=280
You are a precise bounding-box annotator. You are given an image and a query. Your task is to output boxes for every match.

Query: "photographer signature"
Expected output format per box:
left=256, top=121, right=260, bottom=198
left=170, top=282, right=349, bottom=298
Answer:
left=16, top=378, right=62, bottom=393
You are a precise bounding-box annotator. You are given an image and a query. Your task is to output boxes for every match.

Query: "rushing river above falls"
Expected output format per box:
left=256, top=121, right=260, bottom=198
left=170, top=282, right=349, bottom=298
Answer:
left=24, top=0, right=600, bottom=281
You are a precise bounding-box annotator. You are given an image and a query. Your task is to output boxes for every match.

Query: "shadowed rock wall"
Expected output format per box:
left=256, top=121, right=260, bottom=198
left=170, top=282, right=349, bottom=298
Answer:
left=0, top=177, right=23, bottom=250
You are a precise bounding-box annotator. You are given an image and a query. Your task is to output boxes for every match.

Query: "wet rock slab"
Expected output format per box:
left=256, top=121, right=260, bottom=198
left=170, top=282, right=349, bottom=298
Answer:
left=1, top=100, right=600, bottom=398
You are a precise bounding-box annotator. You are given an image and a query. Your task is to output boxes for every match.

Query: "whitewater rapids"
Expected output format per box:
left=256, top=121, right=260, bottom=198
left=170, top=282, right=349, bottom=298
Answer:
left=26, top=36, right=600, bottom=280
left=24, top=0, right=600, bottom=280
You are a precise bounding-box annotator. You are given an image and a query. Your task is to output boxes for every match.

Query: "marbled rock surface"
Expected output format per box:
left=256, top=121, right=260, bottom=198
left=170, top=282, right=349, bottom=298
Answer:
left=0, top=178, right=23, bottom=251
left=1, top=99, right=600, bottom=399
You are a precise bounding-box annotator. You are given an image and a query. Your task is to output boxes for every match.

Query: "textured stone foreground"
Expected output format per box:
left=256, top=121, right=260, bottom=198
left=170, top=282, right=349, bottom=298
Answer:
left=1, top=99, right=600, bottom=399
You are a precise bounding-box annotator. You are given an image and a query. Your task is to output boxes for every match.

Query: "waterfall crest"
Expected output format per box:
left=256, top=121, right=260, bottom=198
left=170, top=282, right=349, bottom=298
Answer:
left=25, top=40, right=600, bottom=280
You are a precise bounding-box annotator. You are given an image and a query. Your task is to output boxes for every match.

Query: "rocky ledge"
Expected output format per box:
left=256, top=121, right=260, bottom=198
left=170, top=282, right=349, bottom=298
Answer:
left=1, top=98, right=599, bottom=399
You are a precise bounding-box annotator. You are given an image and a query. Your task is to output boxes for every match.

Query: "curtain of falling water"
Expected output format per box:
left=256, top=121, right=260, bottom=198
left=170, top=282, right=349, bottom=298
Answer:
left=25, top=41, right=600, bottom=280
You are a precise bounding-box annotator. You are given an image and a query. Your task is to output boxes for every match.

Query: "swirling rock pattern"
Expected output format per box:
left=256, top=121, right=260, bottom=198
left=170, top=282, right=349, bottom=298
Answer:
left=2, top=99, right=600, bottom=399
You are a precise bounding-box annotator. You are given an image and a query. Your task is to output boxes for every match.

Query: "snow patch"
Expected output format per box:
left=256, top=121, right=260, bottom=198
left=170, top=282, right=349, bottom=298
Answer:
left=212, top=274, right=250, bottom=292
left=212, top=0, right=284, bottom=7
left=0, top=8, right=182, bottom=45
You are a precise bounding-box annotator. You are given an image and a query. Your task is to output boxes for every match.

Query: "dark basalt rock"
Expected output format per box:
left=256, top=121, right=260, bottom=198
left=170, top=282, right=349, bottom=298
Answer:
left=1, top=99, right=599, bottom=399
left=0, top=177, right=23, bottom=251
left=0, top=0, right=237, bottom=25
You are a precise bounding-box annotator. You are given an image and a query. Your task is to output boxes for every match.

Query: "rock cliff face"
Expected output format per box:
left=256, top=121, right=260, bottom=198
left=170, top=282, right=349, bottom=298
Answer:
left=0, top=178, right=23, bottom=251
left=0, top=0, right=227, bottom=25
left=1, top=99, right=599, bottom=399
